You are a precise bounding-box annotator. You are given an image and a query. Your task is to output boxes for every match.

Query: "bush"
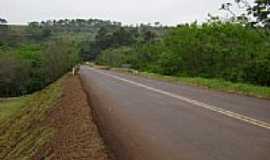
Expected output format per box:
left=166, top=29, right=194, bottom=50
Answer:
left=0, top=38, right=80, bottom=97
left=97, top=22, right=270, bottom=86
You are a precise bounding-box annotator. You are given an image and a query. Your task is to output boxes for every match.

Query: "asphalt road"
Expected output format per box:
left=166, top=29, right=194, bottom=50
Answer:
left=80, top=65, right=270, bottom=160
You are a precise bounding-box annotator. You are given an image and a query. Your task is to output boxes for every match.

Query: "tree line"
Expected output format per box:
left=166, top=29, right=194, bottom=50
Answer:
left=95, top=1, right=270, bottom=86
left=1, top=0, right=269, bottom=96
left=1, top=17, right=131, bottom=97
left=0, top=38, right=80, bottom=97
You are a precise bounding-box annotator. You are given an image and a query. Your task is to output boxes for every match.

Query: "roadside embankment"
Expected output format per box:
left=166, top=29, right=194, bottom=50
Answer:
left=35, top=74, right=112, bottom=160
left=0, top=76, right=62, bottom=160
left=0, top=74, right=112, bottom=160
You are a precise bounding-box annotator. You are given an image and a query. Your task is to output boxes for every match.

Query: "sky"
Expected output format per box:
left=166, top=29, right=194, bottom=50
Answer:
left=0, top=0, right=253, bottom=26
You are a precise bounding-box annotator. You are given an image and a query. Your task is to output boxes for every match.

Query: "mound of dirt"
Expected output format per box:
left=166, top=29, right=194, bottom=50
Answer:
left=35, top=75, right=112, bottom=160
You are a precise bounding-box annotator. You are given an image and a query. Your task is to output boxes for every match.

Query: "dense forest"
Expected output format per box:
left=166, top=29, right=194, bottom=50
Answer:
left=0, top=0, right=270, bottom=97
left=95, top=0, right=270, bottom=87
left=0, top=19, right=117, bottom=97
left=0, top=18, right=166, bottom=97
left=96, top=22, right=270, bottom=86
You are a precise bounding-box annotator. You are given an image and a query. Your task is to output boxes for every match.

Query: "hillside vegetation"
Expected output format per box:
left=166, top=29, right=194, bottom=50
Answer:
left=0, top=78, right=62, bottom=159
left=89, top=1, right=270, bottom=90
left=97, top=22, right=270, bottom=87
left=0, top=19, right=115, bottom=97
left=1, top=1, right=270, bottom=97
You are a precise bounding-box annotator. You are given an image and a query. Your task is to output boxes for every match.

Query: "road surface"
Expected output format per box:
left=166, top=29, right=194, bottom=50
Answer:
left=80, top=65, right=270, bottom=160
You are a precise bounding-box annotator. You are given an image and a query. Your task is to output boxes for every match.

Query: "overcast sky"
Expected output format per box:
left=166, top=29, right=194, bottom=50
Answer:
left=0, top=0, right=253, bottom=26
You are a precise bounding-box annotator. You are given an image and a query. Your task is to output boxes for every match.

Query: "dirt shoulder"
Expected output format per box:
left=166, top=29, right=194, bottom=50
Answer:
left=35, top=75, right=112, bottom=160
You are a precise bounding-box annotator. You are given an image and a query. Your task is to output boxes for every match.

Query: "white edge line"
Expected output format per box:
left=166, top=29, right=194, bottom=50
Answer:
left=87, top=67, right=270, bottom=130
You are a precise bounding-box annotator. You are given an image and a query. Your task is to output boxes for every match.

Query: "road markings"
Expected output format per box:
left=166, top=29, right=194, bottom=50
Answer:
left=88, top=67, right=270, bottom=130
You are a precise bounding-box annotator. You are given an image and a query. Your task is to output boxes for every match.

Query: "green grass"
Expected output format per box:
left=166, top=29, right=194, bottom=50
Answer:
left=110, top=67, right=270, bottom=99
left=0, top=97, right=29, bottom=121
left=0, top=77, right=63, bottom=160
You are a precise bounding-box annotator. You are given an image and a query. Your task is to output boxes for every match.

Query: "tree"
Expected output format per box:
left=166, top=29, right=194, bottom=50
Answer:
left=26, top=21, right=52, bottom=41
left=0, top=54, right=31, bottom=97
left=219, top=0, right=251, bottom=24
left=111, top=27, right=136, bottom=47
left=0, top=18, right=8, bottom=31
left=251, top=0, right=270, bottom=27
left=143, top=30, right=157, bottom=42
left=154, top=22, right=161, bottom=26
left=0, top=18, right=9, bottom=46
left=0, top=18, right=7, bottom=25
left=220, top=0, right=270, bottom=28
left=95, top=27, right=113, bottom=50
left=41, top=38, right=80, bottom=83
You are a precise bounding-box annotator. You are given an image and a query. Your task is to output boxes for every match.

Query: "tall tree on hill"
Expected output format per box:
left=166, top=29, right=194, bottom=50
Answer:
left=111, top=27, right=136, bottom=47
left=26, top=21, right=52, bottom=41
left=0, top=18, right=9, bottom=46
left=0, top=18, right=7, bottom=25
left=143, top=30, right=157, bottom=42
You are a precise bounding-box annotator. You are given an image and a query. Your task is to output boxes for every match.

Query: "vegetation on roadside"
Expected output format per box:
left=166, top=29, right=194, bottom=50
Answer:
left=1, top=1, right=270, bottom=98
left=111, top=68, right=270, bottom=99
left=1, top=18, right=158, bottom=97
left=0, top=77, right=63, bottom=160
left=0, top=39, right=79, bottom=97
left=0, top=19, right=97, bottom=97
left=97, top=22, right=270, bottom=87
left=91, top=1, right=270, bottom=94
left=0, top=97, right=29, bottom=120
left=82, top=1, right=270, bottom=98
left=0, top=0, right=270, bottom=158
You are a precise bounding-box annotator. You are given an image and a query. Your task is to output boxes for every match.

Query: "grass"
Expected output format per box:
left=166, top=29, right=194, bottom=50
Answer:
left=0, top=97, right=29, bottom=121
left=109, top=67, right=270, bottom=99
left=0, top=77, right=63, bottom=160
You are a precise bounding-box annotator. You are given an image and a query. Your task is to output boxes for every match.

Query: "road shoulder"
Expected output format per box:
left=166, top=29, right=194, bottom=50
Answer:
left=35, top=74, right=112, bottom=160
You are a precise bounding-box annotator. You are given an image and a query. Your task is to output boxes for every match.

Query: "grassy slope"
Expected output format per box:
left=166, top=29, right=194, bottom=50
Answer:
left=0, top=77, right=63, bottom=160
left=0, top=97, right=29, bottom=120
left=109, top=67, right=270, bottom=99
